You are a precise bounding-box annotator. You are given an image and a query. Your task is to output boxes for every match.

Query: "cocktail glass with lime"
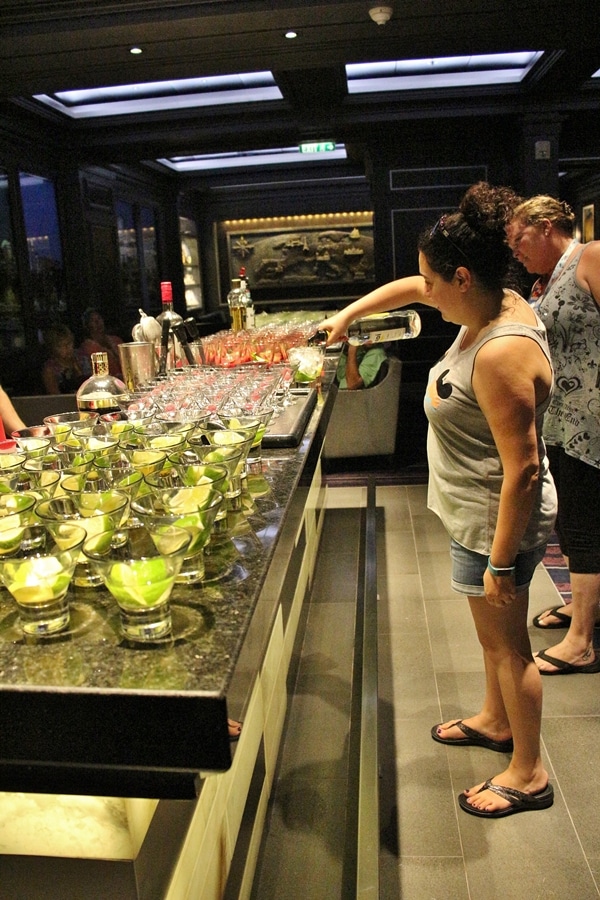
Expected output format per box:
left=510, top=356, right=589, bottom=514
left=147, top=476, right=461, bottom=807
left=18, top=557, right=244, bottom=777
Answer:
left=287, top=345, right=325, bottom=388
left=36, top=490, right=129, bottom=587
left=169, top=447, right=239, bottom=535
left=83, top=524, right=191, bottom=642
left=131, top=487, right=224, bottom=583
left=217, top=404, right=274, bottom=473
left=0, top=522, right=86, bottom=636
left=0, top=468, right=60, bottom=502
left=0, top=492, right=38, bottom=557
left=43, top=411, right=98, bottom=443
left=0, top=452, right=26, bottom=473
left=189, top=424, right=256, bottom=509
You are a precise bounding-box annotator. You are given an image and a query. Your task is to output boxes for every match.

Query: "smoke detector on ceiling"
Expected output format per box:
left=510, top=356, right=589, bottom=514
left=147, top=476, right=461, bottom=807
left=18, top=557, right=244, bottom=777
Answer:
left=369, top=5, right=393, bottom=25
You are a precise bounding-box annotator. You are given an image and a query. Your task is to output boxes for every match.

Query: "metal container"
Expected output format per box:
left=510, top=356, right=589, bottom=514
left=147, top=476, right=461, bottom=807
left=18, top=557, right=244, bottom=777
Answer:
left=118, top=341, right=157, bottom=390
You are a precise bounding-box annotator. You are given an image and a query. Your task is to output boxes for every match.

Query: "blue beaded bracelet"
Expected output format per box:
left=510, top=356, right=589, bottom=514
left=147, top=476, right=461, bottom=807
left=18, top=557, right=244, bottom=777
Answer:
left=487, top=557, right=516, bottom=577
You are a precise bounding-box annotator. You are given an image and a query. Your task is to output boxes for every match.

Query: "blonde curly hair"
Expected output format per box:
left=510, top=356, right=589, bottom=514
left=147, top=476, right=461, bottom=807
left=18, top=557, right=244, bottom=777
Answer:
left=511, top=195, right=575, bottom=235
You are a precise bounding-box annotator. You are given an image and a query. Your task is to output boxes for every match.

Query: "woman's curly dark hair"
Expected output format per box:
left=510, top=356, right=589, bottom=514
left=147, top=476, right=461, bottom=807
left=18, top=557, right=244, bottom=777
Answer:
left=418, top=182, right=524, bottom=292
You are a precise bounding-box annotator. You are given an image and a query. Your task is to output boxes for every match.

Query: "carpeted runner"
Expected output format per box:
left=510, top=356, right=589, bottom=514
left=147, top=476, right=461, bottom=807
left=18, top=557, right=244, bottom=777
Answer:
left=543, top=533, right=571, bottom=604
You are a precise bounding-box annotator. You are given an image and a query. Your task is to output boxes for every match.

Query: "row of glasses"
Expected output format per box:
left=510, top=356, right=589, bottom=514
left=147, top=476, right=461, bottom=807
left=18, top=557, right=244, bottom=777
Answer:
left=0, top=338, right=315, bottom=639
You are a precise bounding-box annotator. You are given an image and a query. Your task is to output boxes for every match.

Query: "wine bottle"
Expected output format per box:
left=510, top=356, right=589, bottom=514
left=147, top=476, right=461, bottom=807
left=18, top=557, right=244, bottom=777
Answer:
left=156, top=281, right=183, bottom=327
left=156, top=281, right=183, bottom=369
left=76, top=352, right=127, bottom=414
left=346, top=310, right=422, bottom=346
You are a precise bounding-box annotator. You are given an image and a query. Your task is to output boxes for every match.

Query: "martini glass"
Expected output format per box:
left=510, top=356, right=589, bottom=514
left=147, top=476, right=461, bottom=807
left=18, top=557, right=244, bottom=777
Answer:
left=131, top=488, right=224, bottom=583
left=0, top=452, right=26, bottom=473
left=70, top=422, right=120, bottom=457
left=168, top=447, right=240, bottom=536
left=217, top=404, right=275, bottom=473
left=0, top=522, right=86, bottom=636
left=0, top=493, right=38, bottom=558
left=0, top=468, right=60, bottom=502
left=189, top=423, right=257, bottom=510
left=43, top=411, right=98, bottom=443
left=83, top=523, right=191, bottom=643
left=10, top=428, right=53, bottom=459
left=36, top=490, right=129, bottom=588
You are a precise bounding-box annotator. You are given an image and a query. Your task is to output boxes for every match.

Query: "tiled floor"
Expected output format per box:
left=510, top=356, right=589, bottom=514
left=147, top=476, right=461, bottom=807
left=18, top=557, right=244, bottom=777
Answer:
left=253, top=483, right=600, bottom=899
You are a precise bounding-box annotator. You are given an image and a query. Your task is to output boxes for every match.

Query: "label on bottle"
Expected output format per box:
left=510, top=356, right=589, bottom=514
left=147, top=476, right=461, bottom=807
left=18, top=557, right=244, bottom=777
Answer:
left=347, top=311, right=421, bottom=345
left=348, top=326, right=408, bottom=345
left=245, top=306, right=255, bottom=329
left=230, top=306, right=244, bottom=332
left=90, top=352, right=109, bottom=376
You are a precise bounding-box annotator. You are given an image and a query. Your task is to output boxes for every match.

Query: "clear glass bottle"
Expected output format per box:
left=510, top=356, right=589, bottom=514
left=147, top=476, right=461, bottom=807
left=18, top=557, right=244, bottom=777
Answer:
left=346, top=310, right=422, bottom=345
left=77, top=352, right=127, bottom=414
left=227, top=278, right=244, bottom=332
left=239, top=267, right=255, bottom=329
left=156, top=281, right=183, bottom=370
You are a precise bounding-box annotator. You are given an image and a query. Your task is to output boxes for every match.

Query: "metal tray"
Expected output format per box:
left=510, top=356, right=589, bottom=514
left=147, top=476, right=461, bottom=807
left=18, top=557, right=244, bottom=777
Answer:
left=262, top=389, right=317, bottom=448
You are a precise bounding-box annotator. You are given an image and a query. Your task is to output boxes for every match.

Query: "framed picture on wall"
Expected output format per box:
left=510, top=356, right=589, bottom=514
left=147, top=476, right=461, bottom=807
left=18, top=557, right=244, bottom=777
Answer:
left=582, top=204, right=594, bottom=243
left=218, top=213, right=374, bottom=306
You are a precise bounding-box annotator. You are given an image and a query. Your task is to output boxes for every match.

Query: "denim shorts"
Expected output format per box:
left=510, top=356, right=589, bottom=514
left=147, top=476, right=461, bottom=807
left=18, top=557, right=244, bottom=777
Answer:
left=450, top=539, right=547, bottom=597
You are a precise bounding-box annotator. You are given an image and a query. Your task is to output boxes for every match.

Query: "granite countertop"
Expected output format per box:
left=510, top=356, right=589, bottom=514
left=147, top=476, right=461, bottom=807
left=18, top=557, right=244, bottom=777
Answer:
left=0, top=385, right=335, bottom=797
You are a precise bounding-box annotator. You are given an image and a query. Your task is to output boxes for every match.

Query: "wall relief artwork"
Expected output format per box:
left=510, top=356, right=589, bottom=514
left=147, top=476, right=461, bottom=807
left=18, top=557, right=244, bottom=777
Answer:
left=223, top=217, right=374, bottom=300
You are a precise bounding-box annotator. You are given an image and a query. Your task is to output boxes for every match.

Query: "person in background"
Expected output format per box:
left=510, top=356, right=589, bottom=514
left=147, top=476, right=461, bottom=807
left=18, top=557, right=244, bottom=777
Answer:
left=77, top=308, right=124, bottom=378
left=335, top=340, right=388, bottom=390
left=0, top=385, right=26, bottom=437
left=506, top=196, right=600, bottom=675
left=320, top=182, right=557, bottom=818
left=42, top=324, right=85, bottom=395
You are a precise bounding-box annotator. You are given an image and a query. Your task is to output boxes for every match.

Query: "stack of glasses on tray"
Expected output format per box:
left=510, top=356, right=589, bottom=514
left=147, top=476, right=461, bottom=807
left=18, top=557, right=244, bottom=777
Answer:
left=0, top=351, right=324, bottom=643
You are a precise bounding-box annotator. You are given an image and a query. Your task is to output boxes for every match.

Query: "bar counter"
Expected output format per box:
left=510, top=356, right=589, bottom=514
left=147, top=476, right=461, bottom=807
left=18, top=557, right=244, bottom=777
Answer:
left=0, top=380, right=336, bottom=899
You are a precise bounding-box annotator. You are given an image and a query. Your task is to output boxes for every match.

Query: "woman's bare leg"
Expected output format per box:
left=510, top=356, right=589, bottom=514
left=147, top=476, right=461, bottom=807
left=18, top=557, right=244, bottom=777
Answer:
left=461, top=589, right=549, bottom=814
left=535, top=572, right=600, bottom=672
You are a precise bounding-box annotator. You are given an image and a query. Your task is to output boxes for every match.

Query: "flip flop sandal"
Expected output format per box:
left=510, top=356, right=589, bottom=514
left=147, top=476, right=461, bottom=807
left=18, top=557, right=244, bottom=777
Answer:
left=431, top=720, right=513, bottom=753
left=458, top=779, right=554, bottom=818
left=532, top=605, right=572, bottom=629
left=536, top=648, right=600, bottom=675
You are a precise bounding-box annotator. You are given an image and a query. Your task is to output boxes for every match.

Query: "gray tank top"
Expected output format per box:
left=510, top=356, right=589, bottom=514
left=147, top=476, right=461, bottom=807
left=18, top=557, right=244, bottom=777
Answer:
left=424, top=317, right=557, bottom=555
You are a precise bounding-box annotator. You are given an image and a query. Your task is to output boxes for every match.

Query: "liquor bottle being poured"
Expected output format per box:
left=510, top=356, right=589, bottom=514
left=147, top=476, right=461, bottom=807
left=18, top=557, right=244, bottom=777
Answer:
left=346, top=309, right=422, bottom=345
left=309, top=309, right=422, bottom=347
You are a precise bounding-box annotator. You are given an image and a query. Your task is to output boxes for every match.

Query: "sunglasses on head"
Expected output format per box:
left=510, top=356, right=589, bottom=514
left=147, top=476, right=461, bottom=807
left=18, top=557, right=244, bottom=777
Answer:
left=430, top=214, right=471, bottom=265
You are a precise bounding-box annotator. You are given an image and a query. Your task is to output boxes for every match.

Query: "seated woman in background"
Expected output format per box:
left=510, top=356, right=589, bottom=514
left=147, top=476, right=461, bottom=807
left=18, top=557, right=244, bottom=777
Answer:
left=335, top=341, right=389, bottom=390
left=77, top=308, right=123, bottom=378
left=42, top=324, right=86, bottom=395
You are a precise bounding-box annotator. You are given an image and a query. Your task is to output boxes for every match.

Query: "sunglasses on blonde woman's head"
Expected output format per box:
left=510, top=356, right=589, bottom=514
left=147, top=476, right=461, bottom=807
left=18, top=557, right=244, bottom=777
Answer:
left=430, top=214, right=472, bottom=264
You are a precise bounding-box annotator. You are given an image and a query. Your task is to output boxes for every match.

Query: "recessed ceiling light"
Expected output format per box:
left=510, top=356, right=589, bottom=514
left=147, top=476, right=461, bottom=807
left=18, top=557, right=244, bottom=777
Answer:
left=129, top=47, right=143, bottom=55
left=285, top=31, right=298, bottom=39
left=346, top=51, right=543, bottom=92
left=157, top=145, right=347, bottom=171
left=33, top=72, right=282, bottom=118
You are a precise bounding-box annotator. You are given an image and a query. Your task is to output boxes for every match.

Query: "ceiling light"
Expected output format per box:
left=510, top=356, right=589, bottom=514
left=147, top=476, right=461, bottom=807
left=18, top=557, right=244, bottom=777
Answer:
left=33, top=72, right=282, bottom=118
left=156, top=145, right=347, bottom=171
left=346, top=52, right=543, bottom=92
left=129, top=46, right=143, bottom=55
left=369, top=6, right=393, bottom=25
left=285, top=30, right=298, bottom=39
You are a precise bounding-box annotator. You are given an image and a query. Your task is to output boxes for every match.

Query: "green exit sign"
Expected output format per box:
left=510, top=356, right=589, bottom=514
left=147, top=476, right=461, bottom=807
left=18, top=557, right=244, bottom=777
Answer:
left=299, top=141, right=336, bottom=153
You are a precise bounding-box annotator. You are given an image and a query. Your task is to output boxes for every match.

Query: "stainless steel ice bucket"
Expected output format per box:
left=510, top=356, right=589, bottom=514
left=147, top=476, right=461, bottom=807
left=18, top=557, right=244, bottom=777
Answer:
left=118, top=341, right=157, bottom=390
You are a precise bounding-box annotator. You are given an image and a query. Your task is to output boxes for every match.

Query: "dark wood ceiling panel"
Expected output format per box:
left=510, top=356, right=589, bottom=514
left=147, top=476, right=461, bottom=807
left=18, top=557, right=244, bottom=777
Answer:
left=0, top=0, right=598, bottom=174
